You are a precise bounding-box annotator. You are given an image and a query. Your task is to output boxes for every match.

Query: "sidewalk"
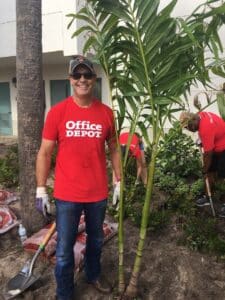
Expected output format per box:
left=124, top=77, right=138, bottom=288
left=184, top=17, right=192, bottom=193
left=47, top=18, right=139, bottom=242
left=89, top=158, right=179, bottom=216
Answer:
left=0, top=136, right=17, bottom=159
left=0, top=136, right=17, bottom=145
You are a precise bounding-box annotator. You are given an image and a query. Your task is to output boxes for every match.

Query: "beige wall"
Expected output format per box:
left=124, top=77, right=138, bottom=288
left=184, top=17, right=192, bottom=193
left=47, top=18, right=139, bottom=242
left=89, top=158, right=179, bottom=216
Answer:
left=0, top=0, right=80, bottom=58
left=0, top=0, right=224, bottom=136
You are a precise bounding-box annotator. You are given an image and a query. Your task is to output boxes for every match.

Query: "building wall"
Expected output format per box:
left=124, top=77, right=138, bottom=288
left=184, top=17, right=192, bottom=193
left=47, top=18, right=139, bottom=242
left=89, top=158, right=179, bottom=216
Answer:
left=0, top=0, right=16, bottom=58
left=0, top=0, right=111, bottom=136
left=0, top=0, right=79, bottom=57
left=0, top=0, right=224, bottom=137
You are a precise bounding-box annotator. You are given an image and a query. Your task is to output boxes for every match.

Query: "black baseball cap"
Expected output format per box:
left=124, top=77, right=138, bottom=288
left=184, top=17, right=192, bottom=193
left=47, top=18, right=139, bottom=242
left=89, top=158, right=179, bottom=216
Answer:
left=69, top=55, right=96, bottom=75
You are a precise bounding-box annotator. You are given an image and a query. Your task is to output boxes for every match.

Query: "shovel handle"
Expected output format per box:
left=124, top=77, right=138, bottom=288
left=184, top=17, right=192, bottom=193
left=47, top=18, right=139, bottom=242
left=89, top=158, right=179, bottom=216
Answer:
left=39, top=222, right=56, bottom=250
left=198, top=145, right=216, bottom=217
left=24, top=222, right=56, bottom=278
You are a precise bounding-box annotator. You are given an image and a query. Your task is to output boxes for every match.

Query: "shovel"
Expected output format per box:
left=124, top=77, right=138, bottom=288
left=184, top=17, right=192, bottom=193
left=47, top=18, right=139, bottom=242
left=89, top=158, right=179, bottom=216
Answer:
left=197, top=141, right=216, bottom=217
left=3, top=222, right=56, bottom=300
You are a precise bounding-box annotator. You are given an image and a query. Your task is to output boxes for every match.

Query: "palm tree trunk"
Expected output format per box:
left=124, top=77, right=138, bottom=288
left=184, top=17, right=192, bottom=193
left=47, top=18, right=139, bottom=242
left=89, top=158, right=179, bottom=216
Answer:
left=16, top=0, right=45, bottom=232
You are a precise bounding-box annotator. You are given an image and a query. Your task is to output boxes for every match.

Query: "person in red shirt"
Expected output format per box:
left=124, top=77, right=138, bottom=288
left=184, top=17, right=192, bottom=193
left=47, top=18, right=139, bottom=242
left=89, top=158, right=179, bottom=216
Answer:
left=35, top=55, right=121, bottom=299
left=112, top=132, right=147, bottom=207
left=180, top=111, right=225, bottom=215
left=119, top=131, right=147, bottom=185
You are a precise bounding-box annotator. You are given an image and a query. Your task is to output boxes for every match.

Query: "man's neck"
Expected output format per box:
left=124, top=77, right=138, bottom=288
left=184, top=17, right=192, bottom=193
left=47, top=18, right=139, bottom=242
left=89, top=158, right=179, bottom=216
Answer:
left=73, top=95, right=93, bottom=108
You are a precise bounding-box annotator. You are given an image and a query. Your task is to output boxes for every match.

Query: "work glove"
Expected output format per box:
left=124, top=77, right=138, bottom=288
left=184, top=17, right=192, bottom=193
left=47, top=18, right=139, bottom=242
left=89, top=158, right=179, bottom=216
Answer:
left=35, top=187, right=51, bottom=217
left=195, top=138, right=202, bottom=147
left=112, top=181, right=120, bottom=207
left=135, top=178, right=141, bottom=186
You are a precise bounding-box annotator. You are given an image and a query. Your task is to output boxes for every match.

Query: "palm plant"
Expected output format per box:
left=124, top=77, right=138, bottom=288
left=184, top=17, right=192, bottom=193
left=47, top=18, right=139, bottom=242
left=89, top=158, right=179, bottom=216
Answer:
left=68, top=0, right=225, bottom=297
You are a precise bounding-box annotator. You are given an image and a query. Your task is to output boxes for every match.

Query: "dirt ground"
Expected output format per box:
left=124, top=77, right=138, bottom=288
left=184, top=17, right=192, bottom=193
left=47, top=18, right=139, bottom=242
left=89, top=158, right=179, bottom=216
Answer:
left=1, top=141, right=225, bottom=300
left=1, top=205, right=225, bottom=300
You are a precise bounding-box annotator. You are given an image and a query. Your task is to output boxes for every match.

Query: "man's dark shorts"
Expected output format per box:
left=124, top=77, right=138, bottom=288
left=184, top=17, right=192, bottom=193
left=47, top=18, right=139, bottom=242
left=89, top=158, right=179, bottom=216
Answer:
left=209, top=151, right=225, bottom=178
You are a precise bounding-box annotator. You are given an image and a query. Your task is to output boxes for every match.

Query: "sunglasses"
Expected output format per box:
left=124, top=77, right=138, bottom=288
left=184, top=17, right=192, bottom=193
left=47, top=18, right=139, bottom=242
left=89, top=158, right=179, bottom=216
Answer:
left=72, top=72, right=95, bottom=80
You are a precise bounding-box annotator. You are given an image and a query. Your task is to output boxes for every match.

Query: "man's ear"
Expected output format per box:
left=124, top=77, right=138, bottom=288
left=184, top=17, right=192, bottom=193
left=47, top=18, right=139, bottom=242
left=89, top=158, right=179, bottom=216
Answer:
left=69, top=76, right=74, bottom=85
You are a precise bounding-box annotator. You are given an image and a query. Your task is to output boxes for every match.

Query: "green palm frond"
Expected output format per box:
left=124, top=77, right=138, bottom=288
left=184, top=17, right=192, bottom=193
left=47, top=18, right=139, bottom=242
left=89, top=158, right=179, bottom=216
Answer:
left=68, top=1, right=225, bottom=295
left=217, top=91, right=225, bottom=120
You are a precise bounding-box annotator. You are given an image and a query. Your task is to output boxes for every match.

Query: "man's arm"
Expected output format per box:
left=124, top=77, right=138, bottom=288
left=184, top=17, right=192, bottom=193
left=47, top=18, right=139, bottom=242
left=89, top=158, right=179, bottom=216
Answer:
left=136, top=151, right=147, bottom=185
left=203, top=151, right=213, bottom=174
left=36, top=139, right=56, bottom=186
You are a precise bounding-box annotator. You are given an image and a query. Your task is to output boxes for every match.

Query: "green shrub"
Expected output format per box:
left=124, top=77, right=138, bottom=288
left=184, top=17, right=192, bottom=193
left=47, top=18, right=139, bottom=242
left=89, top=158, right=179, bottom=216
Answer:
left=108, top=122, right=225, bottom=256
left=213, top=181, right=225, bottom=201
left=156, top=122, right=201, bottom=178
left=111, top=123, right=202, bottom=231
left=148, top=210, right=170, bottom=231
left=182, top=216, right=225, bottom=256
left=154, top=169, right=196, bottom=214
left=0, top=144, right=19, bottom=188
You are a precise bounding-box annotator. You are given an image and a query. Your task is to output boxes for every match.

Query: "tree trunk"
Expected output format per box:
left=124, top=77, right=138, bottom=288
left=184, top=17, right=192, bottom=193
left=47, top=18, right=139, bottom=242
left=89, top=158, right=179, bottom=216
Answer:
left=16, top=0, right=45, bottom=232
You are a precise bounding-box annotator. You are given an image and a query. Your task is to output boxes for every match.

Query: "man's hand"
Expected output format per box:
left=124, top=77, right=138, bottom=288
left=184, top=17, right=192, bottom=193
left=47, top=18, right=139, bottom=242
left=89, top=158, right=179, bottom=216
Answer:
left=112, top=181, right=120, bottom=207
left=36, top=187, right=51, bottom=217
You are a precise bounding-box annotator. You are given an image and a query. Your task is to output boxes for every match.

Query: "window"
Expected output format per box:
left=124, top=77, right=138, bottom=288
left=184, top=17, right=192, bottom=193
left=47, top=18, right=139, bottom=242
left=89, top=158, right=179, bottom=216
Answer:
left=0, top=82, right=12, bottom=135
left=50, top=80, right=71, bottom=106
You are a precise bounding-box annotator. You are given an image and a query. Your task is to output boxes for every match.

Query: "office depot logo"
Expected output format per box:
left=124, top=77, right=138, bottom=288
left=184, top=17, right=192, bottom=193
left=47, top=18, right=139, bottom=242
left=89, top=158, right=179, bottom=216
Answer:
left=65, top=120, right=102, bottom=138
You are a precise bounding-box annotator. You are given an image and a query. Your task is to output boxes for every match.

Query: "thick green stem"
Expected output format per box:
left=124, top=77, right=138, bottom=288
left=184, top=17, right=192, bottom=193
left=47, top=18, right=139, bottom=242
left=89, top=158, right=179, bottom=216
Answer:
left=118, top=175, right=126, bottom=293
left=125, top=134, right=160, bottom=297
left=101, top=54, right=126, bottom=291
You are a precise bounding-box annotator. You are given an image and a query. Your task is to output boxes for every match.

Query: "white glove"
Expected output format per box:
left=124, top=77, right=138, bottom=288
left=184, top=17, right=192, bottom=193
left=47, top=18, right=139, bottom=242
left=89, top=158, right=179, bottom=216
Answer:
left=112, top=181, right=120, bottom=207
left=35, top=187, right=51, bottom=217
left=195, top=138, right=202, bottom=147
left=135, top=178, right=141, bottom=186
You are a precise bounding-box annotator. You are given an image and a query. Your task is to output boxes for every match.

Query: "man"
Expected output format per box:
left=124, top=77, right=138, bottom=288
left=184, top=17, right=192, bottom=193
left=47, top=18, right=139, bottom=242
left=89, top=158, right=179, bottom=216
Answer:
left=179, top=111, right=225, bottom=215
left=35, top=55, right=121, bottom=300
left=119, top=131, right=147, bottom=185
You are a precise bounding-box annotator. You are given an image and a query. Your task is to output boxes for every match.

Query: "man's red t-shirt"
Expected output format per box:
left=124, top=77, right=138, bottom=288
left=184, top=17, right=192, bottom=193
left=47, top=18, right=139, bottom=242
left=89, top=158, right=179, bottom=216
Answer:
left=198, top=111, right=225, bottom=152
left=42, top=96, right=116, bottom=202
left=119, top=132, right=141, bottom=158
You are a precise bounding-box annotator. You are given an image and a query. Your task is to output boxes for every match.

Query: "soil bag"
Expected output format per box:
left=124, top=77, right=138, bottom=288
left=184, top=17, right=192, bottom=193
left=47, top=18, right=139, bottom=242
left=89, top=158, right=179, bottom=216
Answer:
left=23, top=217, right=118, bottom=273
left=0, top=205, right=19, bottom=234
left=0, top=190, right=17, bottom=205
